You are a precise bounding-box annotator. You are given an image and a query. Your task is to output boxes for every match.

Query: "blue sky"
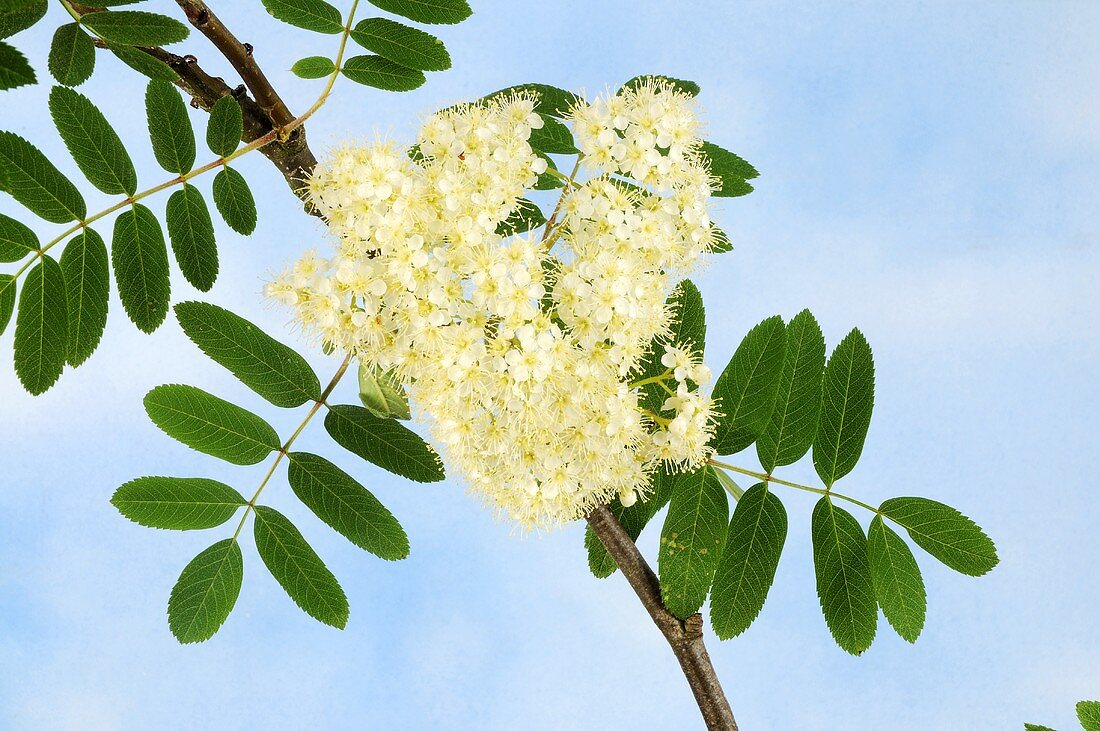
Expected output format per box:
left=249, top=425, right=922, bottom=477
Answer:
left=1, top=1, right=1098, bottom=729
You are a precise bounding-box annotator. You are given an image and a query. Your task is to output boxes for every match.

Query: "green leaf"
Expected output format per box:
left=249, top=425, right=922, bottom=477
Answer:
left=756, top=309, right=825, bottom=472
left=261, top=0, right=343, bottom=34
left=206, top=95, right=242, bottom=158
left=620, top=74, right=700, bottom=97
left=358, top=362, right=410, bottom=419
left=111, top=203, right=170, bottom=333
left=1079, top=701, right=1100, bottom=731
left=14, top=255, right=67, bottom=394
left=532, top=151, right=562, bottom=190
left=291, top=55, right=335, bottom=79
left=59, top=227, right=108, bottom=367
left=351, top=17, right=450, bottom=71
left=585, top=469, right=674, bottom=578
left=879, top=497, right=998, bottom=577
left=867, top=515, right=926, bottom=643
left=0, top=1, right=45, bottom=40
left=165, top=185, right=217, bottom=291
left=48, top=23, right=94, bottom=86
left=167, top=538, right=242, bottom=644
left=145, top=80, right=195, bottom=174
left=812, top=328, right=874, bottom=486
left=0, top=274, right=15, bottom=336
left=658, top=466, right=729, bottom=619
left=482, top=82, right=580, bottom=118
left=253, top=505, right=349, bottom=628
left=0, top=211, right=37, bottom=262
left=81, top=10, right=189, bottom=46
left=48, top=86, right=137, bottom=196
left=341, top=54, right=425, bottom=92
left=112, top=476, right=246, bottom=530
left=811, top=497, right=877, bottom=655
left=495, top=198, right=545, bottom=237
left=211, top=167, right=256, bottom=235
left=709, top=483, right=787, bottom=640
left=143, top=383, right=280, bottom=465
left=636, top=279, right=705, bottom=414
left=1023, top=723, right=1057, bottom=731
left=286, top=451, right=410, bottom=560
left=0, top=38, right=33, bottom=90
left=324, top=404, right=444, bottom=482
left=701, top=141, right=758, bottom=198
left=710, top=315, right=787, bottom=456
left=529, top=114, right=577, bottom=155
left=366, top=0, right=471, bottom=25
left=174, top=301, right=321, bottom=408
left=709, top=225, right=732, bottom=254
left=0, top=131, right=86, bottom=223
left=109, top=43, right=179, bottom=81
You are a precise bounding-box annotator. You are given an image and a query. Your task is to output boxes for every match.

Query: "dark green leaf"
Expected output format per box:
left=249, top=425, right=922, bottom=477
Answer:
left=710, top=315, right=787, bottom=455
left=351, top=17, right=450, bottom=71
left=532, top=151, right=562, bottom=190
left=867, top=515, right=925, bottom=643
left=174, top=300, right=321, bottom=408
left=81, top=10, right=189, bottom=46
left=879, top=497, right=998, bottom=577
left=1079, top=701, right=1100, bottom=731
left=211, top=167, right=256, bottom=235
left=287, top=451, right=410, bottom=560
left=709, top=225, right=732, bottom=253
left=620, top=74, right=700, bottom=97
left=13, top=255, right=66, bottom=394
left=109, top=43, right=178, bottom=81
left=261, top=0, right=343, bottom=34
left=0, top=211, right=37, bottom=262
left=165, top=185, right=217, bottom=291
left=636, top=279, right=705, bottom=414
left=756, top=309, right=825, bottom=472
left=585, top=469, right=674, bottom=578
left=0, top=131, right=86, bottom=223
left=0, top=38, right=33, bottom=89
left=206, top=95, right=242, bottom=157
left=358, top=362, right=410, bottom=419
left=167, top=538, right=242, bottom=643
left=812, top=328, right=874, bottom=486
left=59, top=227, right=108, bottom=366
left=324, top=404, right=444, bottom=482
left=112, top=476, right=245, bottom=530
left=0, top=1, right=46, bottom=40
left=529, top=114, right=577, bottom=155
left=710, top=483, right=787, bottom=640
left=495, top=198, right=545, bottom=236
left=0, top=274, right=14, bottom=336
left=291, top=55, right=335, bottom=79
left=253, top=505, right=349, bottom=628
left=701, top=141, right=758, bottom=197
left=1023, top=725, right=1057, bottom=731
left=48, top=86, right=137, bottom=195
left=658, top=466, right=729, bottom=618
left=111, top=203, right=170, bottom=332
left=143, top=383, right=280, bottom=465
left=341, top=54, right=425, bottom=92
left=145, top=80, right=195, bottom=174
left=482, top=82, right=580, bottom=118
left=811, top=497, right=877, bottom=655
left=48, top=23, right=94, bottom=86
left=366, top=0, right=471, bottom=25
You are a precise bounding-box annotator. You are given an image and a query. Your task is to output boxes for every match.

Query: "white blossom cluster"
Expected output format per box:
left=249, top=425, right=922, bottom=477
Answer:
left=268, top=82, right=725, bottom=529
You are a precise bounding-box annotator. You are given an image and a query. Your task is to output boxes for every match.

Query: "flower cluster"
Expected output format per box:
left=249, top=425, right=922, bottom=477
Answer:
left=268, top=81, right=723, bottom=529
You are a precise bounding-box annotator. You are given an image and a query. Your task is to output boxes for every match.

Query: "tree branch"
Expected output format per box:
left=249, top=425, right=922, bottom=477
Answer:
left=586, top=505, right=738, bottom=730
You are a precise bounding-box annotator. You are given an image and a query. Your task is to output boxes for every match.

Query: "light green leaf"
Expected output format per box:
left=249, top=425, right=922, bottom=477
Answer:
left=620, top=74, right=700, bottom=97
left=358, top=362, right=410, bottom=419
left=0, top=38, right=34, bottom=90
left=287, top=451, right=410, bottom=560
left=867, top=515, right=926, bottom=643
left=174, top=300, right=321, bottom=408
left=112, top=476, right=245, bottom=530
left=13, top=255, right=66, bottom=394
left=109, top=43, right=178, bottom=81
left=701, top=141, right=758, bottom=198
left=261, top=0, right=343, bottom=34
left=48, top=85, right=137, bottom=196
left=710, top=315, right=787, bottom=456
left=351, top=17, right=450, bottom=71
left=341, top=54, right=425, bottom=92
left=143, top=383, right=280, bottom=465
left=167, top=538, right=242, bottom=643
left=812, top=328, right=874, bottom=486
left=658, top=466, right=729, bottom=619
left=81, top=10, right=189, bottom=46
left=586, top=469, right=674, bottom=578
left=879, top=497, right=998, bottom=577
left=47, top=23, right=94, bottom=86
left=165, top=185, right=217, bottom=291
left=206, top=95, right=242, bottom=158
left=0, top=131, right=86, bottom=223
left=481, top=82, right=579, bottom=117
left=811, top=497, right=877, bottom=655
left=756, top=309, right=825, bottom=472
left=324, top=404, right=444, bottom=482
left=1079, top=701, right=1100, bottom=731
left=59, top=227, right=108, bottom=367
left=710, top=482, right=787, bottom=640
left=0, top=274, right=15, bottom=336
left=0, top=211, right=37, bottom=262
left=111, top=203, right=170, bottom=332
left=211, top=167, right=256, bottom=235
left=253, top=505, right=349, bottom=628
left=291, top=55, right=335, bottom=79
left=495, top=198, right=545, bottom=237
left=145, top=80, right=195, bottom=174
left=529, top=114, right=577, bottom=155
left=0, top=1, right=47, bottom=40
left=636, top=279, right=705, bottom=414
left=367, top=0, right=471, bottom=25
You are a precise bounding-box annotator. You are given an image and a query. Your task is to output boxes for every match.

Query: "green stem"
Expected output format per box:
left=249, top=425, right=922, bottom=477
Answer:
left=707, top=458, right=881, bottom=516
left=629, top=369, right=673, bottom=389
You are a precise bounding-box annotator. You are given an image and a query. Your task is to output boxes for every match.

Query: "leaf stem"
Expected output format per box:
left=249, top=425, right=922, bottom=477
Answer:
left=707, top=458, right=881, bottom=515
left=629, top=368, right=673, bottom=389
